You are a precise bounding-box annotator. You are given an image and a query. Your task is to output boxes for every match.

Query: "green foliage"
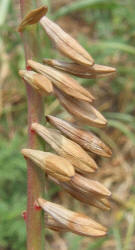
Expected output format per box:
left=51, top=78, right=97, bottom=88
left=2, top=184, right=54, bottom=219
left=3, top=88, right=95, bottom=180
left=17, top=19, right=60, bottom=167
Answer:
left=54, top=0, right=118, bottom=19
left=0, top=134, right=27, bottom=249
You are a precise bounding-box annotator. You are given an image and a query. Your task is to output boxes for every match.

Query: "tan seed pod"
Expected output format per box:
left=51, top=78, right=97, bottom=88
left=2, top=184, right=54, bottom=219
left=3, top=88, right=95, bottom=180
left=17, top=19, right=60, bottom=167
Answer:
left=46, top=116, right=112, bottom=157
left=19, top=70, right=53, bottom=96
left=54, top=87, right=107, bottom=128
left=18, top=6, right=48, bottom=32
left=28, top=60, right=94, bottom=102
left=43, top=59, right=116, bottom=79
left=21, top=149, right=75, bottom=182
left=45, top=214, right=68, bottom=232
left=40, top=16, right=94, bottom=67
left=49, top=176, right=110, bottom=211
left=70, top=173, right=111, bottom=198
left=32, top=123, right=97, bottom=174
left=38, top=198, right=107, bottom=237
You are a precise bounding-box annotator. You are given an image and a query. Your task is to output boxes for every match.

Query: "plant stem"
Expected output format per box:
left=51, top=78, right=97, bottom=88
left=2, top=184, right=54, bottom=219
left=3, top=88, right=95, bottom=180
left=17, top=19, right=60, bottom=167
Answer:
left=20, top=1, right=45, bottom=249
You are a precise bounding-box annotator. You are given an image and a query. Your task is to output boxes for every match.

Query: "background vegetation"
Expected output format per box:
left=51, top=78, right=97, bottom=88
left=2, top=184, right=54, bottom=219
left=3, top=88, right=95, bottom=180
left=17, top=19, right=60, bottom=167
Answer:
left=0, top=0, right=135, bottom=249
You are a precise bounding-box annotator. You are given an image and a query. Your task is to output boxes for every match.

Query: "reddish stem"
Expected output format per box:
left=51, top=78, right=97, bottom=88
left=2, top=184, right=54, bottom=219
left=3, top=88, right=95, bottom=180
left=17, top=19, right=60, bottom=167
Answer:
left=19, top=1, right=45, bottom=249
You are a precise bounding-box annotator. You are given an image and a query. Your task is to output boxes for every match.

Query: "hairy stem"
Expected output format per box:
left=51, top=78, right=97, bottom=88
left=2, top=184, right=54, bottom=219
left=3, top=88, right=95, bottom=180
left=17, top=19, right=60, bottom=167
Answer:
left=20, top=1, right=45, bottom=249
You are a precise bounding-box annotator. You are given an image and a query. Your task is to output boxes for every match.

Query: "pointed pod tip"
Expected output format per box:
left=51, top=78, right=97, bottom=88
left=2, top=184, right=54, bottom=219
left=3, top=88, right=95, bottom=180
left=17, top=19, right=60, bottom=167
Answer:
left=37, top=197, right=46, bottom=208
left=21, top=148, right=31, bottom=158
left=31, top=122, right=39, bottom=130
left=19, top=70, right=25, bottom=77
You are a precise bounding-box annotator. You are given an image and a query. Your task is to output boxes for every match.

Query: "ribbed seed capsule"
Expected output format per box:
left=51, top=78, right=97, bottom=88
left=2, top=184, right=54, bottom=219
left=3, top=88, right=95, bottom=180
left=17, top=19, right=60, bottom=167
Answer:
left=28, top=60, right=94, bottom=102
left=70, top=173, right=111, bottom=198
left=43, top=59, right=116, bottom=79
left=19, top=70, right=53, bottom=96
left=46, top=115, right=112, bottom=157
left=18, top=6, right=48, bottom=32
left=54, top=87, right=107, bottom=128
left=49, top=176, right=111, bottom=211
left=32, top=123, right=97, bottom=174
left=21, top=149, right=75, bottom=182
left=45, top=214, right=68, bottom=232
left=40, top=16, right=94, bottom=67
left=38, top=198, right=107, bottom=237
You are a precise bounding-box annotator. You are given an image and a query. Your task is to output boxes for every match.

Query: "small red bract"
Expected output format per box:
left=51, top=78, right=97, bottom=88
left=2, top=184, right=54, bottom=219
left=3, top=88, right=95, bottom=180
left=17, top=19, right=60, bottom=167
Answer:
left=26, top=65, right=32, bottom=71
left=22, top=211, right=27, bottom=221
left=34, top=201, right=41, bottom=211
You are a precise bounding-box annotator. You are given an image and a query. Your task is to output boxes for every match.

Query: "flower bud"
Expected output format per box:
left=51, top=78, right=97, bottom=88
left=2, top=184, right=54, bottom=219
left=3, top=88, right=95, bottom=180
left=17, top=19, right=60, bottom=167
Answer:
left=46, top=115, right=112, bottom=157
left=38, top=198, right=107, bottom=237
left=40, top=16, right=94, bottom=67
left=28, top=60, right=94, bottom=102
left=43, top=59, right=116, bottom=79
left=54, top=87, right=107, bottom=128
left=32, top=123, right=97, bottom=174
left=19, top=70, right=53, bottom=96
left=21, top=149, right=75, bottom=182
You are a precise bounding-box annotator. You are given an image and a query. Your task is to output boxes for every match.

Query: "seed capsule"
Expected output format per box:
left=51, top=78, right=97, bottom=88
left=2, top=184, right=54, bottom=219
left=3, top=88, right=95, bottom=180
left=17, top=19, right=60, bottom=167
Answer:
left=49, top=176, right=111, bottom=211
left=18, top=6, right=48, bottom=32
left=70, top=173, right=111, bottom=198
left=40, top=16, right=94, bottom=66
left=45, top=214, right=68, bottom=232
left=43, top=59, right=116, bottom=79
left=46, top=115, right=112, bottom=157
left=21, top=149, right=75, bottom=182
left=54, top=87, right=107, bottom=128
left=28, top=60, right=94, bottom=102
left=32, top=123, right=97, bottom=174
left=19, top=70, right=53, bottom=96
left=38, top=198, right=107, bottom=237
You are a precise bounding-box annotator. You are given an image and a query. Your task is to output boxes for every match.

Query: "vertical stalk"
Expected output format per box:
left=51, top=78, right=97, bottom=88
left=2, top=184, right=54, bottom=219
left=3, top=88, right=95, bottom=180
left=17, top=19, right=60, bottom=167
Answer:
left=20, top=1, right=45, bottom=249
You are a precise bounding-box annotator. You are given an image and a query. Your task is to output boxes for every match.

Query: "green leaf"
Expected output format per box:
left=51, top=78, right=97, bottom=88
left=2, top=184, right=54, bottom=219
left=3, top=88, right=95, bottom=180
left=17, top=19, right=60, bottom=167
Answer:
left=53, top=0, right=118, bottom=19
left=0, top=0, right=10, bottom=26
left=104, top=112, right=135, bottom=124
left=90, top=41, right=135, bottom=55
left=86, top=237, right=107, bottom=249
left=113, top=227, right=122, bottom=250
left=108, top=120, right=135, bottom=144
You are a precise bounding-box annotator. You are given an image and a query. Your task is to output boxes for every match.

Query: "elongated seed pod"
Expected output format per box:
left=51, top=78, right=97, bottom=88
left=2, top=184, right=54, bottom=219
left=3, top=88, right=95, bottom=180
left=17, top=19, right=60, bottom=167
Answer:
left=45, top=214, right=68, bottom=232
left=43, top=59, right=116, bottom=79
left=18, top=6, right=48, bottom=32
left=54, top=87, right=107, bottom=128
left=21, top=149, right=75, bottom=182
left=32, top=123, right=97, bottom=174
left=19, top=70, right=53, bottom=96
left=40, top=16, right=94, bottom=66
left=70, top=173, right=111, bottom=198
left=49, top=176, right=110, bottom=211
left=46, top=115, right=112, bottom=157
left=28, top=60, right=94, bottom=102
left=38, top=198, right=107, bottom=237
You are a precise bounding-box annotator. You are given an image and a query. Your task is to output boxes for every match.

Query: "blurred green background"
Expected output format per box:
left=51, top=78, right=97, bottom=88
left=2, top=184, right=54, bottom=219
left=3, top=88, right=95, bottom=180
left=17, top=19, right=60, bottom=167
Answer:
left=0, top=0, right=135, bottom=249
